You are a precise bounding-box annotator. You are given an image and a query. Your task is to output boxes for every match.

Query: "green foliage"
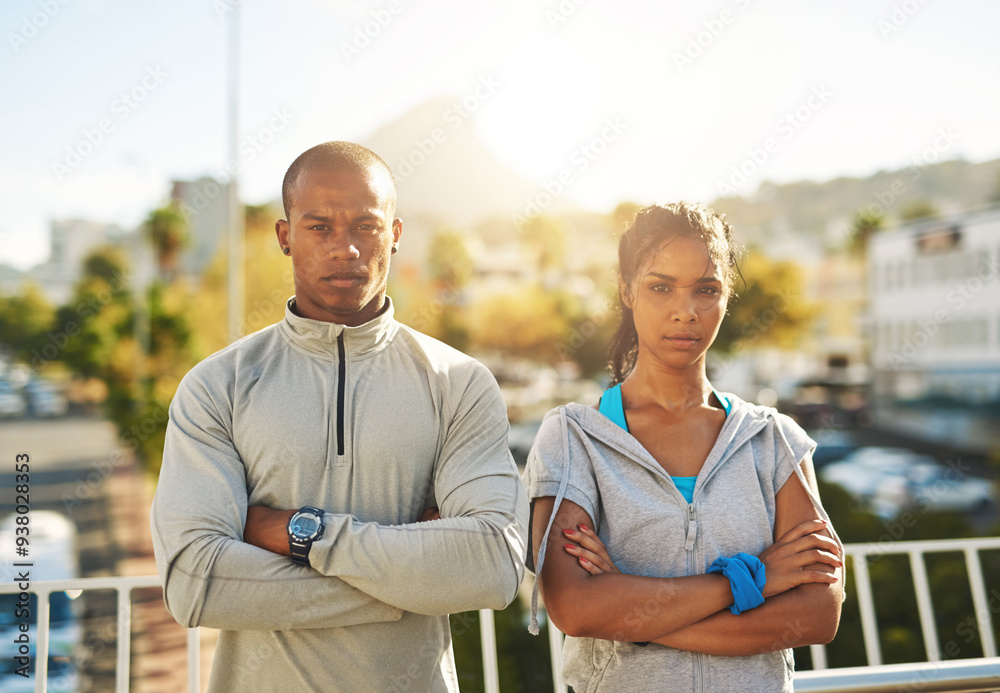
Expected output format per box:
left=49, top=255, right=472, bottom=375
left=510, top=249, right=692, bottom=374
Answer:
left=848, top=208, right=885, bottom=256
left=806, top=480, right=1000, bottom=669
left=0, top=283, right=55, bottom=363
left=428, top=229, right=475, bottom=290
left=145, top=204, right=189, bottom=276
left=451, top=597, right=553, bottom=693
left=519, top=216, right=567, bottom=274
left=712, top=252, right=816, bottom=354
left=899, top=199, right=940, bottom=222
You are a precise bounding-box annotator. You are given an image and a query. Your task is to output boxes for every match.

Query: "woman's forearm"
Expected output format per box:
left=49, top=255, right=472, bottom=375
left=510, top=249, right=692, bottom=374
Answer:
left=651, top=581, right=842, bottom=655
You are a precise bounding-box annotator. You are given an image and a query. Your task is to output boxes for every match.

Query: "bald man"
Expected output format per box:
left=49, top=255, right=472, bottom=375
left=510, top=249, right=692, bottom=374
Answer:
left=151, top=142, right=528, bottom=692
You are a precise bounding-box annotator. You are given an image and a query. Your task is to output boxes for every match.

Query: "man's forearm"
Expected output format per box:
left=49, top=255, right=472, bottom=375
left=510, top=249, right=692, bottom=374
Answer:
left=309, top=511, right=525, bottom=615
left=153, top=515, right=403, bottom=631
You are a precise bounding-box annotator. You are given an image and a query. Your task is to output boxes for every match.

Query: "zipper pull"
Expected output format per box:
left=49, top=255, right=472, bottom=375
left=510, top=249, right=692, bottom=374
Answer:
left=685, top=505, right=698, bottom=551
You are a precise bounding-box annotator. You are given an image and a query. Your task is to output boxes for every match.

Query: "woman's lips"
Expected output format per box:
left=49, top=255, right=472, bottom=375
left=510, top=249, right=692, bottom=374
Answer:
left=664, top=335, right=700, bottom=349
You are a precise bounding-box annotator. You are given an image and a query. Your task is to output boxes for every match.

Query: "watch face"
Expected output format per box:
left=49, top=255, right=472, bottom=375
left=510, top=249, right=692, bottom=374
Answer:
left=291, top=515, right=318, bottom=538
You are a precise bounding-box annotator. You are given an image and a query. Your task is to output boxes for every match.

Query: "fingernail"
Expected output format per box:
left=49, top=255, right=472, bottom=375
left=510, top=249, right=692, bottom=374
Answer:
left=562, top=528, right=574, bottom=536
left=578, top=524, right=590, bottom=532
left=579, top=557, right=590, bottom=565
left=564, top=544, right=577, bottom=551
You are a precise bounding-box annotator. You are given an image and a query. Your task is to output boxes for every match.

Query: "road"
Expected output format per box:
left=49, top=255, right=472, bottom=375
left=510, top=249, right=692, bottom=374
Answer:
left=1, top=415, right=215, bottom=693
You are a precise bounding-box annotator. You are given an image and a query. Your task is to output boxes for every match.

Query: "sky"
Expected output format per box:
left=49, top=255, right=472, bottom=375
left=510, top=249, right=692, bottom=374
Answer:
left=1, top=0, right=999, bottom=269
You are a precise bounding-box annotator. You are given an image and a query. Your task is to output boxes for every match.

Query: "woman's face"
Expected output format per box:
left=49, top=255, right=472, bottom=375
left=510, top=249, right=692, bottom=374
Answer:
left=624, top=234, right=728, bottom=372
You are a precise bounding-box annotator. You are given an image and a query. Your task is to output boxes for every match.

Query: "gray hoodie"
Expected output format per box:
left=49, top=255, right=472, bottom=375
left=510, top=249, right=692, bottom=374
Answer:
left=151, top=297, right=528, bottom=693
left=523, top=395, right=836, bottom=693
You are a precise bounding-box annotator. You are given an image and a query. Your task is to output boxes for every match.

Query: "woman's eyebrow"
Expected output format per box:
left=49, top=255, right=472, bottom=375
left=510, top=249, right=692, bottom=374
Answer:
left=645, top=271, right=721, bottom=283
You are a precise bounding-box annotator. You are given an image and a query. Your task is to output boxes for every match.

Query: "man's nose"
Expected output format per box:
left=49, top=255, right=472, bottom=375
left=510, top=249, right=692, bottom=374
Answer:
left=327, top=230, right=360, bottom=260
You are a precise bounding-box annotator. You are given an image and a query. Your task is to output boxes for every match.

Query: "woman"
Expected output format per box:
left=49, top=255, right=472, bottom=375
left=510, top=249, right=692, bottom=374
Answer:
left=523, top=202, right=844, bottom=692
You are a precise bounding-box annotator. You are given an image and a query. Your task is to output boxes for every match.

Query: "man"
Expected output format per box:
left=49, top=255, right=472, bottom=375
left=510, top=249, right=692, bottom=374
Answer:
left=151, top=141, right=528, bottom=692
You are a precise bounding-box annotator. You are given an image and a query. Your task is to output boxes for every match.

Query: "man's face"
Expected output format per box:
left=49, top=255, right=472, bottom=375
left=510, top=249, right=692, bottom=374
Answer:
left=275, top=165, right=402, bottom=326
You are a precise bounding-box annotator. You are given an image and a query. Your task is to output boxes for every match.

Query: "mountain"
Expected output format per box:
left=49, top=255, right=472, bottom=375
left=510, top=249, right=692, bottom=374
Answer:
left=363, top=97, right=547, bottom=227
left=710, top=157, right=1000, bottom=250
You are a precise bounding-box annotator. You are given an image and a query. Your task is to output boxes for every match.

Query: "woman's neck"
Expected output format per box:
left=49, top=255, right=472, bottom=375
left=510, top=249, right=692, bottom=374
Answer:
left=622, top=354, right=713, bottom=413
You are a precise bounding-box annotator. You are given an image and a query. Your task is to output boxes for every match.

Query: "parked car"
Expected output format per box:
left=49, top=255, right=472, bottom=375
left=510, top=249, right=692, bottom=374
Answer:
left=820, top=446, right=997, bottom=517
left=0, top=381, right=26, bottom=418
left=819, top=447, right=927, bottom=500
left=22, top=380, right=68, bottom=417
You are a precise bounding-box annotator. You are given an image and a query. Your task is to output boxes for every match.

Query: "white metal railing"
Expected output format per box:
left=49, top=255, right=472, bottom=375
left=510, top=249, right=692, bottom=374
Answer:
left=2, top=536, right=999, bottom=693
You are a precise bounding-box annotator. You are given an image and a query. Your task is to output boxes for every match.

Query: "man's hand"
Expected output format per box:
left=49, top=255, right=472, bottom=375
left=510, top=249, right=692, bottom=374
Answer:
left=244, top=506, right=296, bottom=555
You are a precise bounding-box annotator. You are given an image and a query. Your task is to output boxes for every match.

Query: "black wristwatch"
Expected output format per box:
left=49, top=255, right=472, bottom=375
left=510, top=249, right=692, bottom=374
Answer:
left=287, top=506, right=325, bottom=567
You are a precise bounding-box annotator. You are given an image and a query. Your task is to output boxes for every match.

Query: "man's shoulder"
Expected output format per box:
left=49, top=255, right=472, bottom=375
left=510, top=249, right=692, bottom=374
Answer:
left=393, top=323, right=489, bottom=374
left=180, top=323, right=283, bottom=388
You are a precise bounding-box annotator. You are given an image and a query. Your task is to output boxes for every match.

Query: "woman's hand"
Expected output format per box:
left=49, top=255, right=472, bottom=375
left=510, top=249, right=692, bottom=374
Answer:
left=757, top=519, right=841, bottom=598
left=562, top=524, right=621, bottom=576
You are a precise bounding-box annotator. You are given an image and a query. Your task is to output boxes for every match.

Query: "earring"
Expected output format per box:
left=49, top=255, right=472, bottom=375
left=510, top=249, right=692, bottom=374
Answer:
left=282, top=247, right=290, bottom=255
left=391, top=246, right=398, bottom=254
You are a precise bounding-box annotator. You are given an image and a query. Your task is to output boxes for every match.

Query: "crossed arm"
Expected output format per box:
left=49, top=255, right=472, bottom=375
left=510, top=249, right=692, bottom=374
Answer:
left=152, top=365, right=529, bottom=629
left=533, top=456, right=843, bottom=653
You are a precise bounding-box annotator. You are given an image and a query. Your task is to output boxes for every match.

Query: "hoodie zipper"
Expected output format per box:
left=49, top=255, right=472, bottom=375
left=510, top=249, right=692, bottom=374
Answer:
left=337, top=332, right=346, bottom=456
left=685, top=503, right=705, bottom=692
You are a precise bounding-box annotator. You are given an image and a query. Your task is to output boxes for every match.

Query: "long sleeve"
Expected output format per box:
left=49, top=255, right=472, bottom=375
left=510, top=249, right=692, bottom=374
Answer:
left=150, top=367, right=403, bottom=630
left=308, top=364, right=529, bottom=615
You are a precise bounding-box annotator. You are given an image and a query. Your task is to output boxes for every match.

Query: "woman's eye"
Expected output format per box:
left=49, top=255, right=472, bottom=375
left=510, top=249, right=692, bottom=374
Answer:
left=650, top=284, right=669, bottom=293
left=699, top=286, right=720, bottom=295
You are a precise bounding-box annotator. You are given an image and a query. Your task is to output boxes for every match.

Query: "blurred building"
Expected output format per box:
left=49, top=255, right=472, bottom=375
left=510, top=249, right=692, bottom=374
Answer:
left=170, top=177, right=230, bottom=279
left=26, top=219, right=129, bottom=304
left=868, top=205, right=1000, bottom=454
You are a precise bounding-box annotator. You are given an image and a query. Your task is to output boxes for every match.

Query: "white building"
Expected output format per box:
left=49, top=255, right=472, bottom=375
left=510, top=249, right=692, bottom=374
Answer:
left=868, top=206, right=1000, bottom=452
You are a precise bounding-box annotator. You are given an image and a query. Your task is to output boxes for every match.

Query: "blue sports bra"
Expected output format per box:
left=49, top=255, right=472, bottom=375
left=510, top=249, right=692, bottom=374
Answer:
left=598, top=383, right=731, bottom=503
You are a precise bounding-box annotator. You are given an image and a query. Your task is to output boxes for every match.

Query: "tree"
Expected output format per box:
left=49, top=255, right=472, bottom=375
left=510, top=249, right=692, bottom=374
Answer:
left=519, top=216, right=566, bottom=275
left=427, top=228, right=474, bottom=290
left=712, top=252, right=816, bottom=354
left=145, top=204, right=189, bottom=278
left=847, top=208, right=885, bottom=257
left=468, top=286, right=577, bottom=362
left=0, top=283, right=55, bottom=364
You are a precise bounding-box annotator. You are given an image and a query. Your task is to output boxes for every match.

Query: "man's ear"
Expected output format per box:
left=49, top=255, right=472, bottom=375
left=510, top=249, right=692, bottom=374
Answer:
left=276, top=219, right=290, bottom=253
left=392, top=217, right=403, bottom=246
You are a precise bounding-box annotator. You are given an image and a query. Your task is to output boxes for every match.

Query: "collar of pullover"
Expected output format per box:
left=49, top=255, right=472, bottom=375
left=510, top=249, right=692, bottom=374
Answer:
left=277, top=295, right=399, bottom=361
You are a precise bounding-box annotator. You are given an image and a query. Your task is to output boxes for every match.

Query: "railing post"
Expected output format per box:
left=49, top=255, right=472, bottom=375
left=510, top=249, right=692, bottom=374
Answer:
left=34, top=588, right=50, bottom=693
left=909, top=551, right=940, bottom=661
left=964, top=547, right=997, bottom=657
left=116, top=586, right=132, bottom=693
left=852, top=553, right=883, bottom=666
left=545, top=611, right=567, bottom=693
left=187, top=627, right=201, bottom=692
left=478, top=609, right=500, bottom=693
